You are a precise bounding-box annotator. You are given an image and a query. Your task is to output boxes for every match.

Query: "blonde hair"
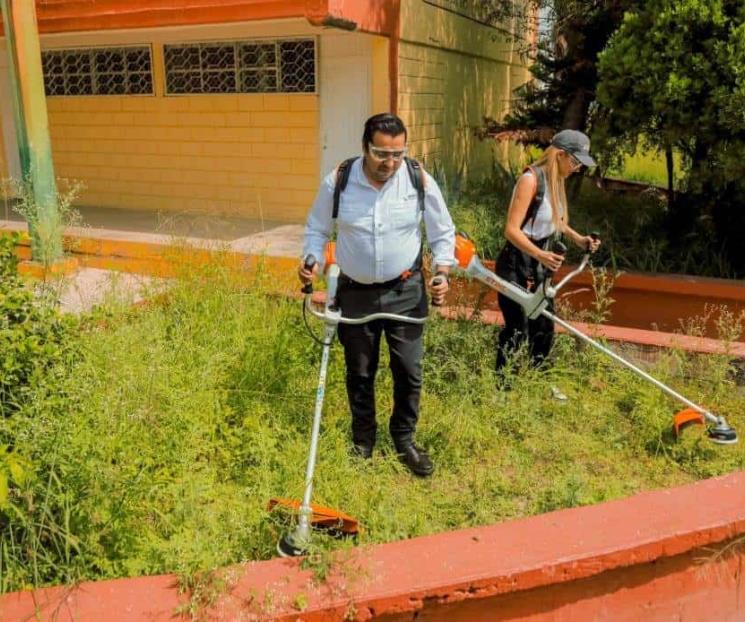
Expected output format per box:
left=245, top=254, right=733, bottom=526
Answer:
left=531, top=146, right=568, bottom=232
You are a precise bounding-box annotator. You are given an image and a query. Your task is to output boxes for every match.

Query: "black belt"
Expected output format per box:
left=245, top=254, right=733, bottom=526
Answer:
left=339, top=269, right=420, bottom=289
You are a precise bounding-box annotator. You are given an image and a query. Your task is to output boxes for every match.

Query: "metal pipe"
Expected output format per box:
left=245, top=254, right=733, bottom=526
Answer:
left=1, top=0, right=62, bottom=263
left=296, top=325, right=334, bottom=539
left=544, top=310, right=722, bottom=426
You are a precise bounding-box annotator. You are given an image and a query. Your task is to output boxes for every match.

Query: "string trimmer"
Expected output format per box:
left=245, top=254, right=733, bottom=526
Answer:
left=270, top=250, right=433, bottom=557
left=454, top=232, right=737, bottom=445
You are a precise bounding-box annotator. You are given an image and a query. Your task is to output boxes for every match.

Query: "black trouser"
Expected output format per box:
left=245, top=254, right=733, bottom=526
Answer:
left=336, top=271, right=427, bottom=451
left=495, top=239, right=555, bottom=371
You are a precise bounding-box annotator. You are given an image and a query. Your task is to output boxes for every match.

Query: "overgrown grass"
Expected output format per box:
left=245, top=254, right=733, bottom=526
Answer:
left=448, top=165, right=742, bottom=278
left=1, top=260, right=743, bottom=594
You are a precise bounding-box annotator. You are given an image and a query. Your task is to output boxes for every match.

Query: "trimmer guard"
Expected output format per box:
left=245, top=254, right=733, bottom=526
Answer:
left=672, top=408, right=705, bottom=437
left=268, top=497, right=359, bottom=535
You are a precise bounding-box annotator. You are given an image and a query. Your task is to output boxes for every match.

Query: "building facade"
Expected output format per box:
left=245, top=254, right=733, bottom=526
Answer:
left=0, top=0, right=532, bottom=223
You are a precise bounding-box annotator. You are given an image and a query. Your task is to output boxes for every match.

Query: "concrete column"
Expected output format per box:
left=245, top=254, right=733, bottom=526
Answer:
left=1, top=0, right=61, bottom=263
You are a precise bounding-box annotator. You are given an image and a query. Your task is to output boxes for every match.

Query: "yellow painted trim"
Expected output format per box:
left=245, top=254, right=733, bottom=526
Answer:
left=3, top=227, right=299, bottom=289
left=371, top=36, right=390, bottom=114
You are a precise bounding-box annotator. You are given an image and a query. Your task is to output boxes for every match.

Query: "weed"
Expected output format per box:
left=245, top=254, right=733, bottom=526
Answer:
left=0, top=256, right=742, bottom=595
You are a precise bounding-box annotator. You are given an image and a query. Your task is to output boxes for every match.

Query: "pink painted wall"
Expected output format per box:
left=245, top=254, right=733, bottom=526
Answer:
left=3, top=471, right=745, bottom=621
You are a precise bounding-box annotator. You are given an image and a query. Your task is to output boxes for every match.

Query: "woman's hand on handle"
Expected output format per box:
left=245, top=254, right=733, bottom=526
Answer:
left=582, top=234, right=601, bottom=253
left=537, top=250, right=565, bottom=272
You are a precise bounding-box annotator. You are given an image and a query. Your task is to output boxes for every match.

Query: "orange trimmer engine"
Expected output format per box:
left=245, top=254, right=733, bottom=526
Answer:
left=454, top=231, right=477, bottom=270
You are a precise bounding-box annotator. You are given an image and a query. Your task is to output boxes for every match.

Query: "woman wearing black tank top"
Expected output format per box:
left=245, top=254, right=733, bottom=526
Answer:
left=495, top=130, right=601, bottom=396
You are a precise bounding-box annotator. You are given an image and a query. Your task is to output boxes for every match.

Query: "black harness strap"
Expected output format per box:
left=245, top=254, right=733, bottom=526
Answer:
left=404, top=156, right=426, bottom=213
left=520, top=165, right=546, bottom=231
left=332, top=156, right=426, bottom=220
left=332, top=157, right=358, bottom=220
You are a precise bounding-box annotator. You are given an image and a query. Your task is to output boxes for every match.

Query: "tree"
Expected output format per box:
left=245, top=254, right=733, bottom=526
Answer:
left=482, top=0, right=637, bottom=142
left=596, top=0, right=745, bottom=270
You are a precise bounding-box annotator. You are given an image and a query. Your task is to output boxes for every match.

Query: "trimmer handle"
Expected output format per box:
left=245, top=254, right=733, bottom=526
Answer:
left=431, top=275, right=445, bottom=307
left=587, top=231, right=600, bottom=252
left=301, top=254, right=317, bottom=294
left=545, top=240, right=568, bottom=278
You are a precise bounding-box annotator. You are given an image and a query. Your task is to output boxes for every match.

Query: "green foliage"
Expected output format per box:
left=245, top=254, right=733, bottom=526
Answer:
left=0, top=234, right=76, bottom=414
left=597, top=0, right=745, bottom=155
left=0, top=260, right=742, bottom=594
left=447, top=165, right=516, bottom=260
left=494, top=0, right=637, bottom=134
left=596, top=0, right=745, bottom=269
left=5, top=177, right=84, bottom=267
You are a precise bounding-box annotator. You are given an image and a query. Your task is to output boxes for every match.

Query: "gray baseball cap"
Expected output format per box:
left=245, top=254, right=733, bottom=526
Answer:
left=551, top=129, right=596, bottom=168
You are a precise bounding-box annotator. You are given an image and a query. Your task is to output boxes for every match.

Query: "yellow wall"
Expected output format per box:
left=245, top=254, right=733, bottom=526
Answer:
left=398, top=0, right=531, bottom=188
left=37, top=20, right=319, bottom=222
left=0, top=120, right=7, bottom=181
left=47, top=93, right=318, bottom=222
left=371, top=36, right=390, bottom=116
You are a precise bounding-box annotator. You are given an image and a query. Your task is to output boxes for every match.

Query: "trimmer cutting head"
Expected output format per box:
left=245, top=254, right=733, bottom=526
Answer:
left=672, top=408, right=705, bottom=436
left=706, top=421, right=738, bottom=445
left=268, top=498, right=359, bottom=534
left=672, top=408, right=738, bottom=445
left=269, top=497, right=359, bottom=557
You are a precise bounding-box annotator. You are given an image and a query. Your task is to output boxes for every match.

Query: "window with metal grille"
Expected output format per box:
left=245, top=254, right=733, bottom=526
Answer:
left=42, top=46, right=153, bottom=96
left=164, top=38, right=316, bottom=95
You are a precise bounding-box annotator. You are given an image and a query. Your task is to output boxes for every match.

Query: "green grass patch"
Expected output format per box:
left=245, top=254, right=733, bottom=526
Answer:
left=607, top=147, right=684, bottom=188
left=1, top=260, right=743, bottom=593
left=448, top=168, right=741, bottom=278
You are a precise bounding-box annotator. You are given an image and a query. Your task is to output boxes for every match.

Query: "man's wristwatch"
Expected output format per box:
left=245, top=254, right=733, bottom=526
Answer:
left=434, top=270, right=449, bottom=283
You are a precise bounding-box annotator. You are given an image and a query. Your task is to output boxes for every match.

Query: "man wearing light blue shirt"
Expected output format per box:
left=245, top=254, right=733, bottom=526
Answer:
left=299, top=113, right=456, bottom=477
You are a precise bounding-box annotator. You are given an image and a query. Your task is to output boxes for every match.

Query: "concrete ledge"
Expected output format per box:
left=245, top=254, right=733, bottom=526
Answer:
left=450, top=259, right=745, bottom=339
left=439, top=306, right=745, bottom=357
left=2, top=471, right=744, bottom=621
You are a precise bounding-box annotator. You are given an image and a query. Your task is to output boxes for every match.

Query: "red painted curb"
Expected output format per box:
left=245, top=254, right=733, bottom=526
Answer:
left=452, top=259, right=745, bottom=339
left=440, top=306, right=745, bottom=357
left=2, top=471, right=745, bottom=621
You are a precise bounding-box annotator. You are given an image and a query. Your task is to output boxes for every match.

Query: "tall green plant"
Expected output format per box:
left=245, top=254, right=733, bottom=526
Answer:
left=6, top=177, right=84, bottom=268
left=0, top=233, right=75, bottom=415
left=596, top=0, right=745, bottom=271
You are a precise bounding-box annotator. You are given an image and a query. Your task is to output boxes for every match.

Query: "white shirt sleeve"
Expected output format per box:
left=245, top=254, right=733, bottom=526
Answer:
left=422, top=172, right=456, bottom=268
left=302, top=171, right=336, bottom=268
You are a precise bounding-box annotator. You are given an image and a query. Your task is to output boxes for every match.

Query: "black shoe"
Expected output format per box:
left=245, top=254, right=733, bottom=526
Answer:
left=351, top=443, right=373, bottom=460
left=397, top=444, right=434, bottom=477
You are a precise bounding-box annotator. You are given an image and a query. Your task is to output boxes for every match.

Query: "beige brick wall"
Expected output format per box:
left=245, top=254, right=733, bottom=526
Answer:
left=398, top=0, right=532, bottom=188
left=32, top=20, right=321, bottom=223
left=47, top=92, right=319, bottom=222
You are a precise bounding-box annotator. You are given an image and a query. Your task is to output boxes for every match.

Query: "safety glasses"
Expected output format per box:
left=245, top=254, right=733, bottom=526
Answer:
left=565, top=151, right=583, bottom=171
left=368, top=146, right=407, bottom=162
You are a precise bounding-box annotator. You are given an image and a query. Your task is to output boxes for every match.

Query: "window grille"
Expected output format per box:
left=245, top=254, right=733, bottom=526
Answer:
left=42, top=46, right=153, bottom=96
left=164, top=38, right=316, bottom=95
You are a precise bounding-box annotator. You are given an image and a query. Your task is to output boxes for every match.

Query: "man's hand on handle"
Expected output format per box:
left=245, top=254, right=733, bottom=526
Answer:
left=429, top=269, right=450, bottom=307
left=298, top=255, right=319, bottom=293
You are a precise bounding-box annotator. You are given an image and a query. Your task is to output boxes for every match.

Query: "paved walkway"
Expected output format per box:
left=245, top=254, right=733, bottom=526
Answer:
left=49, top=268, right=158, bottom=314
left=3, top=205, right=304, bottom=313
left=1, top=204, right=305, bottom=257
